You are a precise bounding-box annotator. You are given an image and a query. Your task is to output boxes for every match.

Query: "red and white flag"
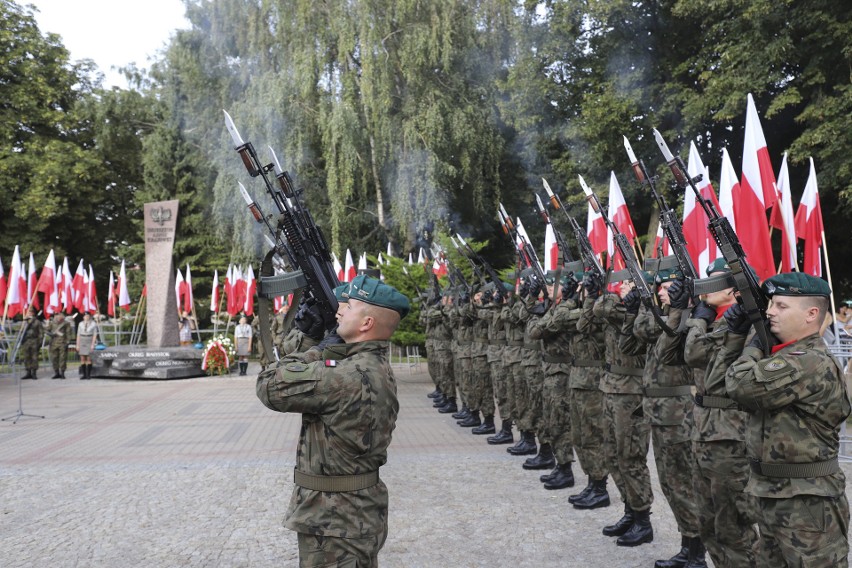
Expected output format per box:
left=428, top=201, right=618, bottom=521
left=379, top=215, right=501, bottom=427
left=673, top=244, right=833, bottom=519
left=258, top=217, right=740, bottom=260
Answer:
left=407, top=253, right=413, bottom=265
left=794, top=158, right=824, bottom=277
left=773, top=153, right=798, bottom=273
left=606, top=171, right=638, bottom=272
left=0, top=254, right=6, bottom=309
left=516, top=218, right=542, bottom=271
left=376, top=253, right=384, bottom=266
left=224, top=265, right=234, bottom=315
left=210, top=269, right=219, bottom=313
left=386, top=242, right=393, bottom=258
left=742, top=93, right=778, bottom=210
left=86, top=265, right=98, bottom=314
left=344, top=249, right=356, bottom=282
left=175, top=268, right=185, bottom=311
left=60, top=257, right=74, bottom=314
left=4, top=246, right=23, bottom=318
left=118, top=260, right=131, bottom=311
left=107, top=270, right=116, bottom=317
left=685, top=142, right=722, bottom=271
left=26, top=253, right=39, bottom=311
left=332, top=253, right=344, bottom=282
left=718, top=148, right=739, bottom=233
left=358, top=252, right=367, bottom=272
left=183, top=264, right=194, bottom=313
left=543, top=224, right=558, bottom=272
left=37, top=250, right=58, bottom=314
left=416, top=248, right=425, bottom=266
left=432, top=258, right=447, bottom=278
left=232, top=265, right=246, bottom=316
left=652, top=224, right=671, bottom=258
left=72, top=259, right=87, bottom=312
left=586, top=202, right=607, bottom=256
left=243, top=264, right=256, bottom=316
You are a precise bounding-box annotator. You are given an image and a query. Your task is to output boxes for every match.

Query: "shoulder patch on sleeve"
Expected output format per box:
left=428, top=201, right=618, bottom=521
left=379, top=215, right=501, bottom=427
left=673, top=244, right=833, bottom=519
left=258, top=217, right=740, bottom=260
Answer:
left=762, top=358, right=789, bottom=372
left=285, top=362, right=309, bottom=372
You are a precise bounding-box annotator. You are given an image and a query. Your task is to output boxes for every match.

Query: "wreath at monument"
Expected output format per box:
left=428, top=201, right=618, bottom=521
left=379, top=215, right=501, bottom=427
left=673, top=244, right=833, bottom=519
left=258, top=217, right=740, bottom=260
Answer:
left=201, top=335, right=236, bottom=376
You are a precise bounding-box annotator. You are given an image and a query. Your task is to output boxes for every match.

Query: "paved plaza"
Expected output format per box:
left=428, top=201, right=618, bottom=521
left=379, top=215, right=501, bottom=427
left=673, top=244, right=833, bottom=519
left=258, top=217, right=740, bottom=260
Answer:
left=2, top=362, right=851, bottom=567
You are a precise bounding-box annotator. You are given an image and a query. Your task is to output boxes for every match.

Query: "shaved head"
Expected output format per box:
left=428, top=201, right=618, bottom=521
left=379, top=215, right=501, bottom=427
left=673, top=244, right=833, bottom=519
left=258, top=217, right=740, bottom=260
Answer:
left=337, top=299, right=402, bottom=343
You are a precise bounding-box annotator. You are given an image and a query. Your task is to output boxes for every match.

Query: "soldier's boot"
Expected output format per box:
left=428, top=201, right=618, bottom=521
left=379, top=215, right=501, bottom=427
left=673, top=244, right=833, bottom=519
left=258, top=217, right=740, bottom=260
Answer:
left=653, top=535, right=689, bottom=567
left=573, top=477, right=610, bottom=509
left=507, top=430, right=537, bottom=455
left=60, top=370, right=66, bottom=379
left=602, top=505, right=635, bottom=537
left=21, top=370, right=34, bottom=380
left=31, top=369, right=38, bottom=380
left=452, top=404, right=471, bottom=420
left=683, top=537, right=708, bottom=568
left=487, top=420, right=514, bottom=445
left=437, top=398, right=458, bottom=414
left=616, top=508, right=654, bottom=547
left=471, top=415, right=496, bottom=435
left=427, top=388, right=442, bottom=399
left=458, top=410, right=481, bottom=427
left=522, top=442, right=555, bottom=470
left=568, top=478, right=593, bottom=504
left=52, top=369, right=63, bottom=379
left=540, top=465, right=560, bottom=483
left=432, top=393, right=447, bottom=407
left=543, top=462, right=575, bottom=490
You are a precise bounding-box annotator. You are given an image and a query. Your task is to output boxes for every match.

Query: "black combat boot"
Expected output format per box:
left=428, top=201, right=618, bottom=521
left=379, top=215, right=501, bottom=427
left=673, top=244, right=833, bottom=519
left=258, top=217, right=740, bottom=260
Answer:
left=568, top=479, right=593, bottom=504
left=437, top=398, right=458, bottom=414
left=458, top=410, right=481, bottom=427
left=653, top=535, right=689, bottom=567
left=432, top=393, right=447, bottom=407
left=540, top=465, right=560, bottom=483
left=52, top=370, right=62, bottom=379
left=522, top=442, right=555, bottom=470
left=507, top=430, right=537, bottom=455
left=21, top=370, right=34, bottom=380
left=427, top=388, right=441, bottom=398
left=683, top=537, right=708, bottom=568
left=543, top=462, right=575, bottom=490
left=87, top=364, right=94, bottom=379
left=452, top=404, right=471, bottom=420
left=603, top=505, right=635, bottom=537
left=59, top=370, right=66, bottom=379
left=81, top=364, right=90, bottom=380
left=487, top=420, right=514, bottom=445
left=616, top=508, right=654, bottom=547
left=471, top=415, right=495, bottom=435
left=573, top=477, right=610, bottom=509
left=31, top=369, right=38, bottom=380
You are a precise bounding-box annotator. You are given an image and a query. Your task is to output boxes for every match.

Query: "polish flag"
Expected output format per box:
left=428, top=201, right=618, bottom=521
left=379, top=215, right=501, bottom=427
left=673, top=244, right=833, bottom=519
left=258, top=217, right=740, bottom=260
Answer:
left=118, top=260, right=131, bottom=311
left=232, top=265, right=246, bottom=315
left=685, top=142, right=722, bottom=271
left=27, top=253, right=39, bottom=310
left=358, top=253, right=367, bottom=272
left=0, top=255, right=6, bottom=309
left=86, top=265, right=98, bottom=314
left=407, top=253, right=413, bottom=265
left=61, top=257, right=74, bottom=314
left=652, top=224, right=671, bottom=258
left=606, top=171, right=638, bottom=273
left=586, top=202, right=607, bottom=256
left=432, top=258, right=447, bottom=278
left=794, top=158, right=824, bottom=277
left=416, top=248, right=425, bottom=265
left=210, top=269, right=219, bottom=313
left=377, top=253, right=384, bottom=266
left=175, top=267, right=185, bottom=311
left=718, top=149, right=739, bottom=233
left=742, top=93, right=778, bottom=210
left=72, top=259, right=87, bottom=312
left=516, top=218, right=542, bottom=270
left=224, top=265, right=234, bottom=315
left=344, top=249, right=356, bottom=282
left=183, top=264, right=194, bottom=313
left=543, top=224, right=558, bottom=272
left=332, top=253, right=344, bottom=282
left=387, top=242, right=393, bottom=258
left=107, top=271, right=116, bottom=317
left=773, top=153, right=798, bottom=273
left=4, top=246, right=22, bottom=318
left=37, top=250, right=57, bottom=314
left=243, top=264, right=256, bottom=316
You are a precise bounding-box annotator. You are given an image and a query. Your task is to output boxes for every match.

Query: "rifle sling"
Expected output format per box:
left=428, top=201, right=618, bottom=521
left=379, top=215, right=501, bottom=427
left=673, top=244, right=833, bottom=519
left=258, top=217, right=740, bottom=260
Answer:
left=693, top=273, right=736, bottom=295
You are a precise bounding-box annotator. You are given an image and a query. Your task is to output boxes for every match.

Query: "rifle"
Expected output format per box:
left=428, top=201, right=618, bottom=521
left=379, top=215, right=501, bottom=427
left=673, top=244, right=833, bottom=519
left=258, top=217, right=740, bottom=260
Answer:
left=623, top=135, right=699, bottom=287
left=224, top=111, right=340, bottom=357
left=450, top=236, right=487, bottom=287
left=652, top=130, right=773, bottom=355
left=540, top=178, right=606, bottom=285
left=497, top=203, right=549, bottom=300
left=401, top=265, right=427, bottom=306
left=434, top=245, right=470, bottom=295
left=579, top=175, right=676, bottom=336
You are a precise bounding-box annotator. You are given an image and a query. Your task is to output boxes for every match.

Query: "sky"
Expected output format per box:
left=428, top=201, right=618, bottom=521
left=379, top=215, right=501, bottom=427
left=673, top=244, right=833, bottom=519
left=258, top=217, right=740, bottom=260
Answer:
left=25, top=0, right=190, bottom=89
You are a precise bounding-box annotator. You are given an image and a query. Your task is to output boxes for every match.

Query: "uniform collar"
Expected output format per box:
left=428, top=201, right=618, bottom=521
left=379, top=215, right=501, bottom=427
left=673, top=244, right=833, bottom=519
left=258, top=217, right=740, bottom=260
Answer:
left=322, top=340, right=389, bottom=361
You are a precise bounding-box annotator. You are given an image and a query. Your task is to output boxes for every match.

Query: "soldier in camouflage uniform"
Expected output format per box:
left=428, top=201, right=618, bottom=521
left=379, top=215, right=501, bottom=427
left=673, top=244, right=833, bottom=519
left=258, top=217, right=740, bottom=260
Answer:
left=458, top=288, right=494, bottom=430
left=270, top=305, right=290, bottom=359
left=251, top=316, right=270, bottom=371
left=496, top=282, right=527, bottom=447
left=19, top=306, right=44, bottom=380
left=528, top=274, right=576, bottom=489
left=46, top=312, right=74, bottom=379
left=256, top=274, right=409, bottom=568
left=446, top=292, right=474, bottom=419
left=594, top=275, right=653, bottom=546
left=429, top=294, right=458, bottom=413
left=566, top=274, right=609, bottom=509
left=682, top=259, right=759, bottom=566
left=622, top=268, right=703, bottom=568
left=727, top=272, right=850, bottom=567
left=483, top=283, right=512, bottom=442
left=420, top=297, right=440, bottom=397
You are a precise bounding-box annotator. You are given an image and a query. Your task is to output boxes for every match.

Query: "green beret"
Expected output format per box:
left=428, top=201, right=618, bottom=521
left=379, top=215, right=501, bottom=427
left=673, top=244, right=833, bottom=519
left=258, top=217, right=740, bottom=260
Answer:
left=761, top=272, right=831, bottom=298
left=705, top=258, right=731, bottom=276
left=655, top=268, right=684, bottom=284
left=346, top=274, right=411, bottom=318
left=520, top=268, right=535, bottom=279
left=334, top=284, right=350, bottom=303
left=501, top=281, right=514, bottom=292
left=574, top=270, right=585, bottom=280
left=640, top=270, right=654, bottom=286
left=544, top=270, right=558, bottom=285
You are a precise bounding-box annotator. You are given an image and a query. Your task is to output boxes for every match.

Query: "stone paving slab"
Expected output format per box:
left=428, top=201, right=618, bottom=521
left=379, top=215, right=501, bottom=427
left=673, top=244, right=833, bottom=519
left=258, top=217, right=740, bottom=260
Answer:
left=1, top=363, right=850, bottom=567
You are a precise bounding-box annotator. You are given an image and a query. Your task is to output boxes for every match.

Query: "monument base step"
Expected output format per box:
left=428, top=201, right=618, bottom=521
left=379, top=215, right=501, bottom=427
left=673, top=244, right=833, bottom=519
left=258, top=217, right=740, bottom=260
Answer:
left=91, top=345, right=205, bottom=380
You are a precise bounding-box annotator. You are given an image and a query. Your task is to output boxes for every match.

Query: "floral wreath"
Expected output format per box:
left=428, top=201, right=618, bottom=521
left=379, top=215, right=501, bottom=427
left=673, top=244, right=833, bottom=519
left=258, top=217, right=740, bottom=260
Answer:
left=202, top=334, right=236, bottom=376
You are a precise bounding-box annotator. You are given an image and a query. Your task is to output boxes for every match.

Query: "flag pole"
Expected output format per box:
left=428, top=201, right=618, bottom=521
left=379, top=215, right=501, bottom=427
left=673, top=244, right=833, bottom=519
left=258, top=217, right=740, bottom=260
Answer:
left=821, top=230, right=840, bottom=346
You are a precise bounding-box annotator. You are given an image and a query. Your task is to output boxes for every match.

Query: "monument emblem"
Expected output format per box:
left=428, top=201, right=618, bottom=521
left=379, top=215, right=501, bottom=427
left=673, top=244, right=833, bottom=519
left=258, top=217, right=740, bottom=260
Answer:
left=150, top=206, right=172, bottom=226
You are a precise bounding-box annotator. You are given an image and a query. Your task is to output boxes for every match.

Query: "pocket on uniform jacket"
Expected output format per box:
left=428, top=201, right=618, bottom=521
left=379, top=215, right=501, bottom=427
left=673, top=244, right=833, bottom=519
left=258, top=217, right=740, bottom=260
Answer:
left=800, top=496, right=828, bottom=534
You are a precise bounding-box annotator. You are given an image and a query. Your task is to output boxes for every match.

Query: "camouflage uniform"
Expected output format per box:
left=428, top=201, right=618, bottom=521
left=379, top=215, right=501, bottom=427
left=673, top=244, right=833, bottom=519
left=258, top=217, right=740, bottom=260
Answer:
left=568, top=296, right=608, bottom=480
left=624, top=304, right=700, bottom=538
left=485, top=300, right=509, bottom=421
left=469, top=302, right=494, bottom=417
left=251, top=317, right=270, bottom=370
left=256, top=340, right=398, bottom=567
left=517, top=298, right=544, bottom=434
left=420, top=304, right=439, bottom=391
left=19, top=314, right=44, bottom=377
left=727, top=334, right=851, bottom=567
left=46, top=316, right=74, bottom=376
left=280, top=327, right=320, bottom=357
left=270, top=310, right=290, bottom=358
left=448, top=302, right=473, bottom=407
left=683, top=307, right=759, bottom=566
left=431, top=304, right=456, bottom=401
left=529, top=298, right=575, bottom=467
left=500, top=301, right=526, bottom=425
left=594, top=293, right=652, bottom=513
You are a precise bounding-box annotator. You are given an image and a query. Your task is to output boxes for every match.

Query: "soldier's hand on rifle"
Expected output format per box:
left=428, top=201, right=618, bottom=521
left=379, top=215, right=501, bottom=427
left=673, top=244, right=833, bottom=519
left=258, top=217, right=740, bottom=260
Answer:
left=582, top=274, right=601, bottom=298
left=527, top=276, right=543, bottom=299
left=518, top=279, right=530, bottom=299
left=528, top=301, right=548, bottom=316
left=623, top=288, right=641, bottom=314
left=562, top=276, right=579, bottom=302
left=481, top=289, right=493, bottom=305
left=667, top=280, right=692, bottom=309
left=295, top=297, right=328, bottom=341
left=690, top=301, right=717, bottom=325
left=723, top=303, right=752, bottom=335
left=458, top=291, right=471, bottom=305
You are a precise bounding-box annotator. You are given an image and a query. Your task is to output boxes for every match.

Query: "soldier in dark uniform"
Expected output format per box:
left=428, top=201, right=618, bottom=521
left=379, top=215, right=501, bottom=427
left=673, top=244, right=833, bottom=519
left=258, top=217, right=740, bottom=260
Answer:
left=46, top=312, right=74, bottom=379
left=256, top=274, right=409, bottom=567
left=727, top=272, right=850, bottom=567
left=19, top=306, right=44, bottom=380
